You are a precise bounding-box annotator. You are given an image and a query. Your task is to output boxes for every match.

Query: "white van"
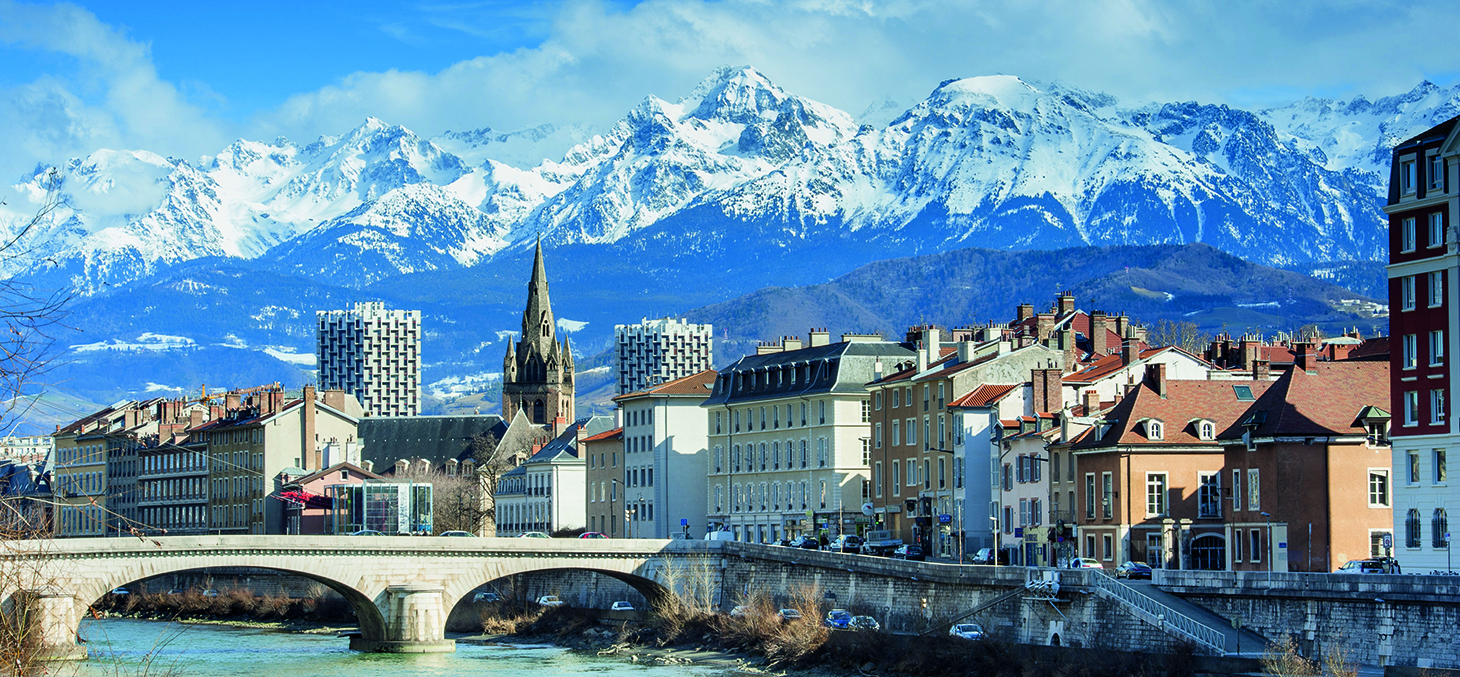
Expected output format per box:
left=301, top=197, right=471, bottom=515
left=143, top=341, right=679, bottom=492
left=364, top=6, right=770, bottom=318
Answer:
left=705, top=530, right=735, bottom=541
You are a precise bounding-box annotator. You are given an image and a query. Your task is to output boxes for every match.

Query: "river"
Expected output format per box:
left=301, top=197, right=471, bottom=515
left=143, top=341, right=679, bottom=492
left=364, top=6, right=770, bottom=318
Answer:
left=70, top=618, right=731, bottom=677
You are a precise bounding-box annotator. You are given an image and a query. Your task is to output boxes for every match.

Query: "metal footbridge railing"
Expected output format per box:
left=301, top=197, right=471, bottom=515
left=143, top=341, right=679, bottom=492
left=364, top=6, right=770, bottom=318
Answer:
left=1088, top=571, right=1227, bottom=655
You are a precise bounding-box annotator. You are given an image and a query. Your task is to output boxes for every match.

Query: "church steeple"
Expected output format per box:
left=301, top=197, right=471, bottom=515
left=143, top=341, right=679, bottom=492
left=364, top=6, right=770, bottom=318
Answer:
left=502, top=237, right=575, bottom=433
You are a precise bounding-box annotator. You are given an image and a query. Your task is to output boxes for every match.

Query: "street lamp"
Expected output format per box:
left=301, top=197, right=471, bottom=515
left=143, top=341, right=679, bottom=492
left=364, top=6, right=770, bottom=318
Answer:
left=627, top=502, right=639, bottom=539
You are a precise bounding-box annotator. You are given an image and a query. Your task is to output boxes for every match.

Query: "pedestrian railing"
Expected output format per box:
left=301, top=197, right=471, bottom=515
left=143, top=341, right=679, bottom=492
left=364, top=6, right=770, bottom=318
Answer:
left=1088, top=571, right=1227, bottom=654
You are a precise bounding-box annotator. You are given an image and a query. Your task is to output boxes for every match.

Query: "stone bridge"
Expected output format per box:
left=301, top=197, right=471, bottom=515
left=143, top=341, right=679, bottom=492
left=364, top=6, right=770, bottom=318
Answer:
left=3, top=535, right=725, bottom=658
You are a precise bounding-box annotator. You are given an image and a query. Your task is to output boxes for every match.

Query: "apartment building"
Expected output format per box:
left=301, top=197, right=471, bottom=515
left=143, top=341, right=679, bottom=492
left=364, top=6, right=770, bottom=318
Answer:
left=868, top=327, right=1064, bottom=551
left=1386, top=115, right=1459, bottom=571
left=614, top=317, right=714, bottom=396
left=948, top=384, right=1029, bottom=558
left=317, top=301, right=422, bottom=417
left=494, top=416, right=610, bottom=536
left=190, top=387, right=363, bottom=535
left=136, top=440, right=210, bottom=535
left=702, top=331, right=914, bottom=544
left=0, top=435, right=51, bottom=464
left=612, top=369, right=716, bottom=538
left=997, top=414, right=1060, bottom=566
left=1216, top=352, right=1393, bottom=572
left=583, top=427, right=623, bottom=536
left=1073, top=366, right=1273, bottom=570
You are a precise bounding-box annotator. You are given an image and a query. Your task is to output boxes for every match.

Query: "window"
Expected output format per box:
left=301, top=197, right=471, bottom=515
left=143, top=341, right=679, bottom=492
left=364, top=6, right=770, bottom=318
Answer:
left=800, top=440, right=807, bottom=468
left=861, top=438, right=870, bottom=465
left=1432, top=271, right=1445, bottom=308
left=1003, top=505, right=1012, bottom=533
left=1102, top=534, right=1113, bottom=561
left=861, top=399, right=870, bottom=423
left=1247, top=469, right=1260, bottom=511
left=923, top=385, right=930, bottom=411
left=1430, top=153, right=1445, bottom=189
left=1431, top=330, right=1445, bottom=366
left=760, top=407, right=766, bottom=430
left=1402, top=216, right=1417, bottom=252
left=1432, top=389, right=1447, bottom=424
left=1233, top=529, right=1244, bottom=562
left=923, top=418, right=930, bottom=450
left=892, top=461, right=901, bottom=496
left=939, top=457, right=946, bottom=490
left=1409, top=452, right=1421, bottom=483
left=1250, top=530, right=1262, bottom=563
left=906, top=418, right=917, bottom=446
left=1101, top=472, right=1113, bottom=519
left=1404, top=334, right=1418, bottom=369
left=1403, top=276, right=1417, bottom=311
left=1198, top=473, right=1221, bottom=518
left=892, top=420, right=900, bottom=446
left=1369, top=470, right=1390, bottom=507
left=1431, top=211, right=1446, bottom=247
left=923, top=459, right=931, bottom=490
left=955, top=457, right=964, bottom=489
left=1085, top=474, right=1096, bottom=519
left=818, top=401, right=826, bottom=425
left=1146, top=473, right=1168, bottom=517
left=875, top=423, right=883, bottom=449
left=1436, top=449, right=1448, bottom=484
left=817, top=438, right=827, bottom=467
left=1435, top=509, right=1450, bottom=549
left=1405, top=390, right=1420, bottom=426
left=819, top=480, right=827, bottom=509
left=1406, top=509, right=1422, bottom=548
left=1003, top=463, right=1012, bottom=492
left=1402, top=159, right=1416, bottom=194
left=1198, top=421, right=1215, bottom=440
left=908, top=460, right=917, bottom=487
left=892, top=389, right=900, bottom=408
left=1232, top=466, right=1243, bottom=510
left=1019, top=499, right=1028, bottom=527
left=1146, top=420, right=1163, bottom=441
left=875, top=462, right=884, bottom=498
left=714, top=446, right=723, bottom=473
left=875, top=391, right=883, bottom=410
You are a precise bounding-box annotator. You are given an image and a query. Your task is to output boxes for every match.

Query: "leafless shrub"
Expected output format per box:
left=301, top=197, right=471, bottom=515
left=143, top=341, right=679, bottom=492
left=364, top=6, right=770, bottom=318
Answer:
left=1261, top=636, right=1318, bottom=677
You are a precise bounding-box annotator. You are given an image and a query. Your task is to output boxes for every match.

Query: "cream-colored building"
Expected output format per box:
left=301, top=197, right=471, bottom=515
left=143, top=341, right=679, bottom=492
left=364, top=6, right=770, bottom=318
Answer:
left=702, top=331, right=914, bottom=544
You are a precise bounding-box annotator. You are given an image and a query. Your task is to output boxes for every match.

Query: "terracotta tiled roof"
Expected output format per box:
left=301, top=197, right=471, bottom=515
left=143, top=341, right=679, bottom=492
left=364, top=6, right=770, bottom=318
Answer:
left=949, top=384, right=1019, bottom=408
left=1074, top=379, right=1276, bottom=450
left=1218, top=361, right=1389, bottom=439
left=1346, top=336, right=1389, bottom=361
left=613, top=369, right=719, bottom=401
left=581, top=427, right=623, bottom=443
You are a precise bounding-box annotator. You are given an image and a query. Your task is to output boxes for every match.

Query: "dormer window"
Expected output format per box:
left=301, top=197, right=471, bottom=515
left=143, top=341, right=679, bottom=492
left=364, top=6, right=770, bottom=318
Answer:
left=1145, top=419, right=1164, bottom=441
left=1196, top=420, right=1216, bottom=441
left=1402, top=159, right=1417, bottom=194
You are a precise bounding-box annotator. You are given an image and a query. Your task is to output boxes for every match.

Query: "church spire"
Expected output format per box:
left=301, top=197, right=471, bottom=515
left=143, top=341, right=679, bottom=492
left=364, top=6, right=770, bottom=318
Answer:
left=521, top=236, right=555, bottom=348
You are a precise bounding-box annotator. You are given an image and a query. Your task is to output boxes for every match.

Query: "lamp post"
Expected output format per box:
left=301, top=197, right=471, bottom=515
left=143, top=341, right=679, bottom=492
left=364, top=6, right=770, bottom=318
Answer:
left=1261, top=511, right=1272, bottom=581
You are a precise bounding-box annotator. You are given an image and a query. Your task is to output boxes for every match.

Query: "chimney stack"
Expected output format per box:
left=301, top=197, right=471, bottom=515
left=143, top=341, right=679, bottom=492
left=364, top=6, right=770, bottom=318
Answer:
left=1082, top=389, right=1101, bottom=416
left=1057, top=291, right=1075, bottom=316
left=302, top=385, right=317, bottom=471
left=1017, top=303, right=1035, bottom=322
left=1253, top=358, right=1271, bottom=381
left=1035, top=313, right=1055, bottom=341
left=1296, top=342, right=1318, bottom=373
left=1144, top=363, right=1168, bottom=398
left=1090, top=311, right=1111, bottom=356
left=808, top=329, right=831, bottom=347
left=1114, top=313, right=1130, bottom=340
left=1031, top=366, right=1063, bottom=414
left=1122, top=334, right=1140, bottom=365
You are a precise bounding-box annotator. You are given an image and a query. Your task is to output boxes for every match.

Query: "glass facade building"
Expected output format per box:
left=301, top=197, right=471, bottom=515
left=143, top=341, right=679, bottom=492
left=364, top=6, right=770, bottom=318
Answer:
left=327, top=481, right=433, bottom=534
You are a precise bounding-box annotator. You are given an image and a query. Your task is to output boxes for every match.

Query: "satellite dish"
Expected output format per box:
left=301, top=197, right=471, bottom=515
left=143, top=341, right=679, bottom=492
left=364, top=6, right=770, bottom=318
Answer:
left=861, top=502, right=874, bottom=516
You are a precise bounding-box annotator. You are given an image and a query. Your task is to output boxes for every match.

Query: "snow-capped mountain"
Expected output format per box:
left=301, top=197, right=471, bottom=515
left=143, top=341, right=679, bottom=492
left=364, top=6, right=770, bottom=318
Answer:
left=8, top=66, right=1460, bottom=296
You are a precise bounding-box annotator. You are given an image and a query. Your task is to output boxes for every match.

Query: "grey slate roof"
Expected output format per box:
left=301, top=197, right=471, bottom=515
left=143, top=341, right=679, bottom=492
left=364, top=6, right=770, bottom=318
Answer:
left=359, top=414, right=507, bottom=468
left=702, top=340, right=915, bottom=407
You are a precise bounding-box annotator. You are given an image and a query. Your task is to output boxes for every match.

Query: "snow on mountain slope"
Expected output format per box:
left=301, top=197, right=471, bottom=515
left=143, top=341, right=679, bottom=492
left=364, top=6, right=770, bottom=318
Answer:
left=11, top=66, right=1456, bottom=297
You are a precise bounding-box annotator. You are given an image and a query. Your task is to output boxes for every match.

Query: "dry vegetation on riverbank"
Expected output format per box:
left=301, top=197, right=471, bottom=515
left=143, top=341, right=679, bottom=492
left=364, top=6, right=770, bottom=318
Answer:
left=95, top=587, right=355, bottom=625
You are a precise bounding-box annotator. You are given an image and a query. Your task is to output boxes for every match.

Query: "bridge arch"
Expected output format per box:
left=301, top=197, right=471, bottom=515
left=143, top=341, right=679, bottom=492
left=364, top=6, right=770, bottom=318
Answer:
left=439, top=560, right=677, bottom=616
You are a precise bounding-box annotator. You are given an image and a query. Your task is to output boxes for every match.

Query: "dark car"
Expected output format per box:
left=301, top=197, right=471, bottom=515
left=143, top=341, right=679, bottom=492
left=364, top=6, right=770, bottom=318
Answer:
left=789, top=535, right=820, bottom=550
left=894, top=544, right=926, bottom=561
left=1115, top=561, right=1153, bottom=580
left=969, top=548, right=1009, bottom=565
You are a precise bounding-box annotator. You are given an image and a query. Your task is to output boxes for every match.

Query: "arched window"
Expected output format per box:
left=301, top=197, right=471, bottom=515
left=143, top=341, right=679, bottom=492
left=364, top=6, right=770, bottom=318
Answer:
left=1146, top=420, right=1164, bottom=441
left=532, top=399, right=545, bottom=424
left=1434, top=508, right=1450, bottom=549
left=1406, top=509, right=1422, bottom=548
left=1198, top=421, right=1215, bottom=440
left=1190, top=534, right=1226, bottom=570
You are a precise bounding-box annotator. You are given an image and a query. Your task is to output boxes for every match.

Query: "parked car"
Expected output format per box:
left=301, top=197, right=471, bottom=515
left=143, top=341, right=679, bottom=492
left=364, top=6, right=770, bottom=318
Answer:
left=537, top=595, right=565, bottom=607
left=351, top=529, right=384, bottom=536
left=202, top=589, right=220, bottom=597
left=439, top=530, right=475, bottom=537
left=519, top=532, right=550, bottom=539
left=861, top=530, right=903, bottom=557
left=788, top=535, right=820, bottom=550
left=949, top=623, right=986, bottom=640
left=167, top=589, right=185, bottom=595
left=473, top=592, right=501, bottom=603
left=610, top=601, right=635, bottom=612
left=777, top=608, right=803, bottom=621
left=969, top=548, right=1009, bottom=565
left=579, top=532, right=607, bottom=539
left=109, top=587, right=129, bottom=596
left=729, top=605, right=751, bottom=617
left=1338, top=557, right=1401, bottom=574
left=1069, top=557, right=1104, bottom=570
left=824, top=609, right=852, bottom=629
left=849, top=615, right=881, bottom=631
left=669, top=532, right=694, bottom=540
left=832, top=535, right=864, bottom=553
left=1115, top=561, right=1153, bottom=580
left=894, top=544, right=926, bottom=561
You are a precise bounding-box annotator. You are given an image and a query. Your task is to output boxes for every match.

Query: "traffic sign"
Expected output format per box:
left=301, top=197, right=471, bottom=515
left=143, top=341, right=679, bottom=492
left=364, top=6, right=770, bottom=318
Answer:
left=680, top=518, right=688, bottom=526
left=937, top=514, right=952, bottom=524
left=1383, top=533, right=1393, bottom=549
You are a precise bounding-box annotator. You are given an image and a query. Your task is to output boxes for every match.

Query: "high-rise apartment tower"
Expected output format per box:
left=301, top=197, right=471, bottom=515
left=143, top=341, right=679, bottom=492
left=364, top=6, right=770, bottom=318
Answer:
left=317, top=302, right=422, bottom=417
left=614, top=318, right=714, bottom=396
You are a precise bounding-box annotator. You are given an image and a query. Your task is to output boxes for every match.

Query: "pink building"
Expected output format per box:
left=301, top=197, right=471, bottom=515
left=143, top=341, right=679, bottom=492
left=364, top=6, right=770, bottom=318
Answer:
left=277, top=462, right=381, bottom=535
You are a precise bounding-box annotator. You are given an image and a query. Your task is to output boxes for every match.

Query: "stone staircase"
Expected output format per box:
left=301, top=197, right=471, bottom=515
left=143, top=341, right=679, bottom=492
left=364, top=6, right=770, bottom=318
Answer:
left=1090, top=573, right=1270, bottom=656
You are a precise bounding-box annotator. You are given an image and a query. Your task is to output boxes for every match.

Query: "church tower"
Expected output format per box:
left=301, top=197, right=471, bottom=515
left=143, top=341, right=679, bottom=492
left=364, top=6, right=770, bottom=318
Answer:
left=502, top=239, right=575, bottom=434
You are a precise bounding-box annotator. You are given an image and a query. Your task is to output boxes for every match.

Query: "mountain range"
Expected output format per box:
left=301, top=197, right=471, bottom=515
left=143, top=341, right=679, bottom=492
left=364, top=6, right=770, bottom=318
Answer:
left=2, top=66, right=1442, bottom=430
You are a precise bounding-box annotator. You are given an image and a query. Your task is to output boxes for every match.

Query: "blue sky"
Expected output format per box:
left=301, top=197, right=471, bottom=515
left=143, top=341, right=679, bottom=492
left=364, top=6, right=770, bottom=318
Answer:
left=3, top=0, right=1460, bottom=180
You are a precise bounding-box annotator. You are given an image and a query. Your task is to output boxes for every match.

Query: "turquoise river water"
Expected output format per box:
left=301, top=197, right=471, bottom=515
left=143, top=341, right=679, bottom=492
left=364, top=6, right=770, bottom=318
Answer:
left=65, top=618, right=732, bottom=677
